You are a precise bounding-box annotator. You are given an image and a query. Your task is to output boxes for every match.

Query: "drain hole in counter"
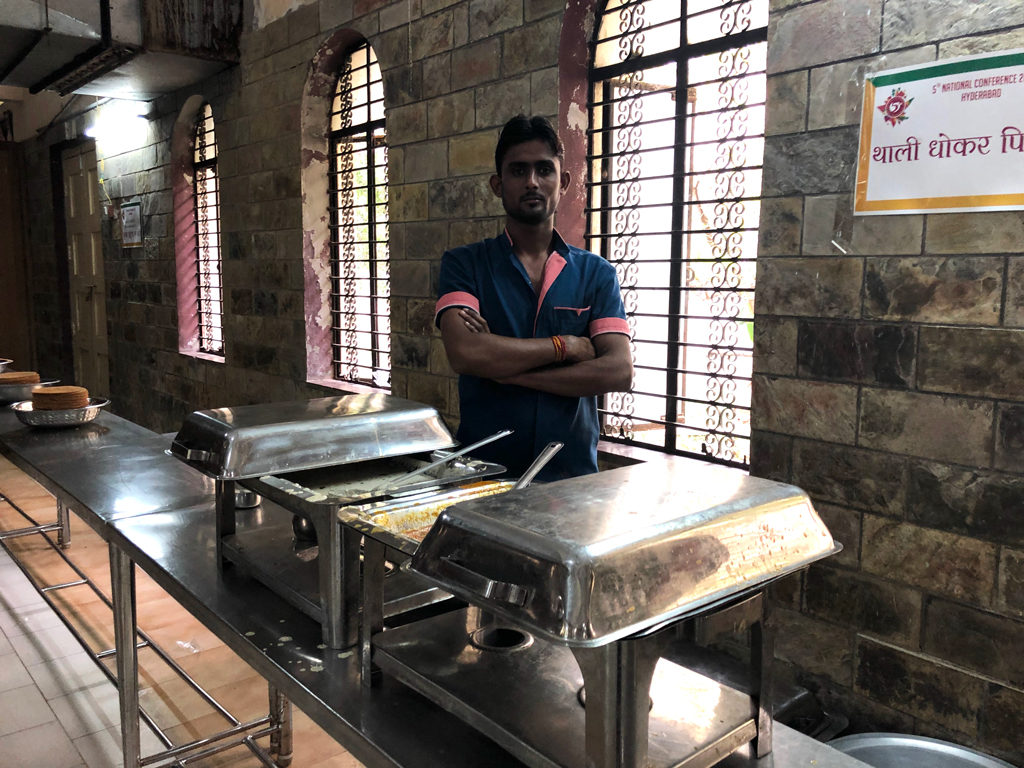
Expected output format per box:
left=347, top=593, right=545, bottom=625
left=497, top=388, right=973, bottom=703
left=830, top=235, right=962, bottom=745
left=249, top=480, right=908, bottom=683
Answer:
left=469, top=626, right=534, bottom=652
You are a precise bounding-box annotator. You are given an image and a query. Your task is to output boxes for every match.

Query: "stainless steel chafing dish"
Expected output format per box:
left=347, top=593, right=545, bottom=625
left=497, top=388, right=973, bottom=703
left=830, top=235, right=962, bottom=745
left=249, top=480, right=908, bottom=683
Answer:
left=411, top=460, right=836, bottom=645
left=170, top=394, right=512, bottom=648
left=366, top=458, right=840, bottom=768
left=170, top=394, right=455, bottom=479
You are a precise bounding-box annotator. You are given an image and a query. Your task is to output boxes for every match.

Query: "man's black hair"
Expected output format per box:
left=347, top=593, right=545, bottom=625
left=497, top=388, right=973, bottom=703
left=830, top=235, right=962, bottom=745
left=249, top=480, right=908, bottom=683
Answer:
left=494, top=114, right=564, bottom=175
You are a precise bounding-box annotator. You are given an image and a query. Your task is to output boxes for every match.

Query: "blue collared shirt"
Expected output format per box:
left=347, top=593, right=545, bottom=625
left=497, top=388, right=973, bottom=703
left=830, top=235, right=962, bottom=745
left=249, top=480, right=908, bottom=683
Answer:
left=435, top=231, right=629, bottom=480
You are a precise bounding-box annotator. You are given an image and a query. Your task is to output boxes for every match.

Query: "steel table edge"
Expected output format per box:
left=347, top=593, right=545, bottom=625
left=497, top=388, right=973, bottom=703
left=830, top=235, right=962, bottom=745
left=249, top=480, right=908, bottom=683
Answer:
left=0, top=411, right=164, bottom=536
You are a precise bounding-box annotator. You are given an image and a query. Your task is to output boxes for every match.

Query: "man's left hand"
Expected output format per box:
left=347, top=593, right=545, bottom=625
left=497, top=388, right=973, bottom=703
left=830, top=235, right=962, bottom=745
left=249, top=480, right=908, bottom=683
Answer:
left=458, top=308, right=490, bottom=334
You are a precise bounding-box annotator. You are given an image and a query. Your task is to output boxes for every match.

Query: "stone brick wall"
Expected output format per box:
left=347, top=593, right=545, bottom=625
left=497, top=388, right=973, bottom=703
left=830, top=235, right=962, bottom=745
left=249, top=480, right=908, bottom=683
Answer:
left=753, top=1, right=1024, bottom=760
left=80, top=0, right=561, bottom=434
left=17, top=2, right=564, bottom=437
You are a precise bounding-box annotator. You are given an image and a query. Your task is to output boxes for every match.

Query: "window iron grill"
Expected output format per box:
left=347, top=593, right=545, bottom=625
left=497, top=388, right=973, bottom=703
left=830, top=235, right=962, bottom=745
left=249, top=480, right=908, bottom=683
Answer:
left=588, top=0, right=767, bottom=469
left=193, top=102, right=224, bottom=356
left=328, top=42, right=390, bottom=389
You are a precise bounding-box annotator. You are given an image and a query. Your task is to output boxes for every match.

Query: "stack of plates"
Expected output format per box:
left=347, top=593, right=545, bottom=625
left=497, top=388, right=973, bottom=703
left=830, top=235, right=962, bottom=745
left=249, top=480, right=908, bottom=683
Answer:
left=33, top=386, right=90, bottom=410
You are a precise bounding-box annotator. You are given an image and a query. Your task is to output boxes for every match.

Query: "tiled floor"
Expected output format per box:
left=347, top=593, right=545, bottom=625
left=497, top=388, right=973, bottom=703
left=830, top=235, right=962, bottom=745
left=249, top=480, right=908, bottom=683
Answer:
left=0, top=455, right=362, bottom=767
left=0, top=545, right=161, bottom=767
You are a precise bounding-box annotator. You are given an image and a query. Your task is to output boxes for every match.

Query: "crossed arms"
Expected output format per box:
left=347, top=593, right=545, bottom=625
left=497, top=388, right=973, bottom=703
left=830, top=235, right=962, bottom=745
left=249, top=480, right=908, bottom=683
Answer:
left=439, top=307, right=633, bottom=398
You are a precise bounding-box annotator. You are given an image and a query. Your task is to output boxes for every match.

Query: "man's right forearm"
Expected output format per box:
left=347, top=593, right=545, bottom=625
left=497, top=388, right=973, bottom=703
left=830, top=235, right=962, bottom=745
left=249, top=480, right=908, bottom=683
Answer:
left=439, top=309, right=593, bottom=379
left=445, top=330, right=564, bottom=379
left=499, top=332, right=633, bottom=397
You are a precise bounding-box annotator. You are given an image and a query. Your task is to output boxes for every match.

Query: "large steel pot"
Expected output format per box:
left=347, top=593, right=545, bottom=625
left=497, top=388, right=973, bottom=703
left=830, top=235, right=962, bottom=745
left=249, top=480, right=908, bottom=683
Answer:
left=829, top=733, right=1016, bottom=768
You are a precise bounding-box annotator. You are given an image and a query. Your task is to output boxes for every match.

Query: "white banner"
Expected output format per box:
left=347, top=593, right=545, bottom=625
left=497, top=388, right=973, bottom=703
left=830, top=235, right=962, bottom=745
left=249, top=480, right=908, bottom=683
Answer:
left=855, top=50, right=1024, bottom=215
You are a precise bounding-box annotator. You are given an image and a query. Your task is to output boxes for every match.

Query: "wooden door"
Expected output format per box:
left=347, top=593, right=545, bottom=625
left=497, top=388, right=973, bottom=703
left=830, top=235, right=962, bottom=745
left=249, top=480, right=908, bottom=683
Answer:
left=0, top=144, right=33, bottom=366
left=62, top=143, right=109, bottom=396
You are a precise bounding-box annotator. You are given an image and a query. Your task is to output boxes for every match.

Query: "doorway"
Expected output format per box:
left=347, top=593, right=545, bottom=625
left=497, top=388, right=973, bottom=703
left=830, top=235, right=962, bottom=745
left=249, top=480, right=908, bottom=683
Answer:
left=0, top=144, right=33, bottom=367
left=61, top=142, right=109, bottom=397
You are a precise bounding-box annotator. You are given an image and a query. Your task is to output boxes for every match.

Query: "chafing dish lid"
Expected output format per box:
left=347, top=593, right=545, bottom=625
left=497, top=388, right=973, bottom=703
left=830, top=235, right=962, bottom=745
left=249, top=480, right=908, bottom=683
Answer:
left=170, top=394, right=456, bottom=479
left=410, top=457, right=839, bottom=646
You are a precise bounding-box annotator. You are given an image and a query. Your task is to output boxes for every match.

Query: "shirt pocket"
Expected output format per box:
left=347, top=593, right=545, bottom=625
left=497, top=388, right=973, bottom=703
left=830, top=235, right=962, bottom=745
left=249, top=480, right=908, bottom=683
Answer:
left=551, top=305, right=591, bottom=336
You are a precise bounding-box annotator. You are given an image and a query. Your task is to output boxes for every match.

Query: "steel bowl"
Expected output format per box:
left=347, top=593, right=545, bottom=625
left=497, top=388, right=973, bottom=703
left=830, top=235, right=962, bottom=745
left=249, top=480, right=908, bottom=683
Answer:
left=829, top=733, right=1016, bottom=768
left=10, top=398, right=110, bottom=428
left=0, top=379, right=59, bottom=405
left=0, top=358, right=12, bottom=373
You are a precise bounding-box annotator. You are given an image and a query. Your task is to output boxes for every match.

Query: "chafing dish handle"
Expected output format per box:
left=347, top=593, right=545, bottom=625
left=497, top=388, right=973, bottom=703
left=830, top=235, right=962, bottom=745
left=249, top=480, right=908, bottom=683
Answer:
left=437, top=556, right=530, bottom=606
left=170, top=442, right=214, bottom=463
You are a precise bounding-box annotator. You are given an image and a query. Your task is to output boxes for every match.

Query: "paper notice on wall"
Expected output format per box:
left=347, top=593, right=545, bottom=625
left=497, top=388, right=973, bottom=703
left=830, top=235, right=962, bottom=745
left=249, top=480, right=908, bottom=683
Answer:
left=855, top=50, right=1024, bottom=215
left=121, top=201, right=142, bottom=247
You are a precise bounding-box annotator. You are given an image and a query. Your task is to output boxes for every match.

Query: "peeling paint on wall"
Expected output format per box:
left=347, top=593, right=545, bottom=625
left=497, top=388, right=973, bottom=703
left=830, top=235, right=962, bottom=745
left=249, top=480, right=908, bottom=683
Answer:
left=565, top=101, right=587, bottom=134
left=144, top=0, right=242, bottom=58
left=254, top=0, right=317, bottom=29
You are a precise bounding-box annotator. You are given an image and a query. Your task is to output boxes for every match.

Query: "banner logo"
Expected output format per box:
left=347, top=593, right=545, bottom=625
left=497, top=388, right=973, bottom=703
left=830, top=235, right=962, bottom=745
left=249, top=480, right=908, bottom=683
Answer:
left=878, top=88, right=913, bottom=127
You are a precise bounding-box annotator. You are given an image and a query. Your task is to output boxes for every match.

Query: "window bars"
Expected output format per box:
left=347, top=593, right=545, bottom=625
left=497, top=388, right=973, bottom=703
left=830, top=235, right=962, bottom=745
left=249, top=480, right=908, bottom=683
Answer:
left=328, top=42, right=391, bottom=389
left=193, top=102, right=225, bottom=355
left=588, top=0, right=768, bottom=469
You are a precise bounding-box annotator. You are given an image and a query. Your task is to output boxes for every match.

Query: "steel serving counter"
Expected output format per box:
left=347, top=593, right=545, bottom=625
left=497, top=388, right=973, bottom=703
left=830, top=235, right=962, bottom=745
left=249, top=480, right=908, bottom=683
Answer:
left=0, top=407, right=871, bottom=768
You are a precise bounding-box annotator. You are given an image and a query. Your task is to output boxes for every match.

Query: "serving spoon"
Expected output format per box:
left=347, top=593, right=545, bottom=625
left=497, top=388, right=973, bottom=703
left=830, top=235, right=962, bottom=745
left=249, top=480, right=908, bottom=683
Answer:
left=373, top=428, right=513, bottom=493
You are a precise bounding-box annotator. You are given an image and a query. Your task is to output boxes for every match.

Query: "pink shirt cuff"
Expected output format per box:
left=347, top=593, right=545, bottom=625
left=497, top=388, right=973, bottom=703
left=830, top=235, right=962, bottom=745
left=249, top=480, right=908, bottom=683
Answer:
left=589, top=317, right=631, bottom=337
left=435, top=292, right=479, bottom=325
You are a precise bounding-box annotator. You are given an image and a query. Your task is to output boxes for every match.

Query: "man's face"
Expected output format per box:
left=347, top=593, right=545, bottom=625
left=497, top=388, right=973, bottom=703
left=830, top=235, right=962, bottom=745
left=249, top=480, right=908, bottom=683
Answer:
left=490, top=139, right=570, bottom=226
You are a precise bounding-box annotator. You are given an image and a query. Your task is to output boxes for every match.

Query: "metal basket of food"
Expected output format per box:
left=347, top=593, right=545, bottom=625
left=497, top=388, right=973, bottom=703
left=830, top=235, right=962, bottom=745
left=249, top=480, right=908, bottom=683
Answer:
left=0, top=379, right=59, bottom=405
left=338, top=480, right=518, bottom=555
left=11, top=398, right=111, bottom=428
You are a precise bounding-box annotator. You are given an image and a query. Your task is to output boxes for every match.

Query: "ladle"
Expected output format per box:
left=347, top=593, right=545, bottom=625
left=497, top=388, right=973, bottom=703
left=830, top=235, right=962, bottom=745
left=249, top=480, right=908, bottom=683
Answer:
left=513, top=441, right=564, bottom=490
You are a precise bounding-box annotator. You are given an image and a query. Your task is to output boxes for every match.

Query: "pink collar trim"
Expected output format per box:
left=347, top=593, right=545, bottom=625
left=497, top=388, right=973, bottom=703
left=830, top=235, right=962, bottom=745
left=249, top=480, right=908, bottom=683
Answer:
left=503, top=229, right=570, bottom=335
left=534, top=252, right=567, bottom=334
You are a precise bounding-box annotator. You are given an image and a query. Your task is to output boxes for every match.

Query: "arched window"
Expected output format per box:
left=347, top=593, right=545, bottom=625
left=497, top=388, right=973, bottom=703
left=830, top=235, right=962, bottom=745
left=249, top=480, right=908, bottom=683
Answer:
left=173, top=97, right=225, bottom=361
left=328, top=41, right=389, bottom=388
left=192, top=103, right=224, bottom=355
left=587, top=0, right=768, bottom=468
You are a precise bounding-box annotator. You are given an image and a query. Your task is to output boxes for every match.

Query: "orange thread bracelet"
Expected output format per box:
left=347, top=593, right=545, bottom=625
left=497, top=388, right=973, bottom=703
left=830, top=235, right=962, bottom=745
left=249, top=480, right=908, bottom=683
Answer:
left=551, top=335, right=566, bottom=362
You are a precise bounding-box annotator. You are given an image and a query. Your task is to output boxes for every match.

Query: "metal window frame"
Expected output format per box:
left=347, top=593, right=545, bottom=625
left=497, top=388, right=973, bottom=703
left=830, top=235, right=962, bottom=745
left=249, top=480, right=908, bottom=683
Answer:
left=192, top=103, right=225, bottom=357
left=328, top=41, right=391, bottom=389
left=587, top=0, right=767, bottom=469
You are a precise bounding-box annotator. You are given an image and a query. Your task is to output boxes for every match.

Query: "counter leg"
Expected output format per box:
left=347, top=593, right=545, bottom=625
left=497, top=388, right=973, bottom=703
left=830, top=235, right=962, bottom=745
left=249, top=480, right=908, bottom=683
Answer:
left=215, top=479, right=236, bottom=568
left=322, top=516, right=360, bottom=649
left=57, top=499, right=71, bottom=548
left=109, top=544, right=141, bottom=768
left=268, top=683, right=293, bottom=767
left=751, top=597, right=774, bottom=758
left=360, top=537, right=386, bottom=689
left=571, top=633, right=667, bottom=768
left=341, top=525, right=361, bottom=648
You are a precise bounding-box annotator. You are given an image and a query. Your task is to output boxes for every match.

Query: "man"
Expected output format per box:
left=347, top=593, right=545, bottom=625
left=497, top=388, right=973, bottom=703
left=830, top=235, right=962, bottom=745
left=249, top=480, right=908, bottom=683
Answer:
left=434, top=115, right=633, bottom=481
